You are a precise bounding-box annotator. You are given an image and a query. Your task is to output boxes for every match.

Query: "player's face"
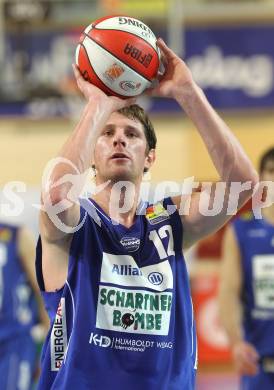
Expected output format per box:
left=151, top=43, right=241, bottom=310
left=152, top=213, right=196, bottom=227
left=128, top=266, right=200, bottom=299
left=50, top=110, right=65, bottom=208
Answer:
left=260, top=160, right=274, bottom=182
left=260, top=159, right=274, bottom=199
left=93, top=112, right=155, bottom=183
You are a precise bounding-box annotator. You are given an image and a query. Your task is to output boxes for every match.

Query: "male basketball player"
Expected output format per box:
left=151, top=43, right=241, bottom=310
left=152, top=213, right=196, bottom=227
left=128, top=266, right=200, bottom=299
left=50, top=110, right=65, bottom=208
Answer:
left=219, top=148, right=274, bottom=389
left=36, top=38, right=258, bottom=389
left=0, top=222, right=49, bottom=390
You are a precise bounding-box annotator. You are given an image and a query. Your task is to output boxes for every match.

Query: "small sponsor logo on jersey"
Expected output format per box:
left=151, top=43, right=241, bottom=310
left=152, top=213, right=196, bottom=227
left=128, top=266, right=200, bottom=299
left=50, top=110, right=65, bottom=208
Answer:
left=112, top=264, right=142, bottom=276
left=120, top=236, right=140, bottom=252
left=271, top=236, right=274, bottom=247
left=145, top=203, right=169, bottom=225
left=104, top=63, right=125, bottom=83
left=88, top=333, right=173, bottom=352
left=0, top=228, right=12, bottom=242
left=247, top=229, right=267, bottom=237
left=253, top=255, right=274, bottom=309
left=240, top=211, right=253, bottom=221
left=119, top=80, right=141, bottom=92
left=50, top=298, right=68, bottom=371
left=89, top=333, right=111, bottom=348
left=148, top=272, right=163, bottom=286
left=121, top=312, right=135, bottom=329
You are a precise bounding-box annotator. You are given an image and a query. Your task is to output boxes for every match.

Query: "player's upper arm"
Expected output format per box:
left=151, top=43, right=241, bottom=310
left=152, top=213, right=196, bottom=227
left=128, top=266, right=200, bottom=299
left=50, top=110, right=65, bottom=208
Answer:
left=172, top=191, right=227, bottom=249
left=18, top=227, right=50, bottom=328
left=219, top=224, right=242, bottom=302
left=172, top=181, right=250, bottom=250
left=17, top=227, right=39, bottom=294
left=39, top=187, right=80, bottom=291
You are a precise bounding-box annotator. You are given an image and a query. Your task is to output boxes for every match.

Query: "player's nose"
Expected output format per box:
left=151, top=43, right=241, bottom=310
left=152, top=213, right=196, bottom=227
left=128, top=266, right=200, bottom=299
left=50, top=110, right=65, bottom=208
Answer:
left=113, top=130, right=127, bottom=147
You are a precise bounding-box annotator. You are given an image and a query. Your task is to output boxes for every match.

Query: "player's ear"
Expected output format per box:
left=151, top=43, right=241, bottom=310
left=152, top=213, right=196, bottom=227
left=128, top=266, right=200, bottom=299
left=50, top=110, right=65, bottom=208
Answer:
left=144, top=149, right=156, bottom=172
left=91, top=163, right=97, bottom=177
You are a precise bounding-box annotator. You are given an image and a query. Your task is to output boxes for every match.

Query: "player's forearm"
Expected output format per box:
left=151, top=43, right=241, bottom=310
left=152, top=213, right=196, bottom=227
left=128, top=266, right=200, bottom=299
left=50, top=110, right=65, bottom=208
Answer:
left=42, top=100, right=113, bottom=203
left=60, top=100, right=113, bottom=172
left=218, top=289, right=243, bottom=346
left=175, top=82, right=258, bottom=187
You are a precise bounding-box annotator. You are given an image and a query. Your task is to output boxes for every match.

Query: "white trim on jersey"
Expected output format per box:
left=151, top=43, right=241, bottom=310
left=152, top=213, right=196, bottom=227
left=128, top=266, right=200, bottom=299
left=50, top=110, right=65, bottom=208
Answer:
left=63, top=280, right=76, bottom=365
left=190, top=297, right=198, bottom=369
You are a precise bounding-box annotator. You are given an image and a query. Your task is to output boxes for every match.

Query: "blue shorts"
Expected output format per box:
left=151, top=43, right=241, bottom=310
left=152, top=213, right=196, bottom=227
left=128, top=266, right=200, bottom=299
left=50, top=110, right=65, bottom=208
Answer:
left=0, top=332, right=38, bottom=390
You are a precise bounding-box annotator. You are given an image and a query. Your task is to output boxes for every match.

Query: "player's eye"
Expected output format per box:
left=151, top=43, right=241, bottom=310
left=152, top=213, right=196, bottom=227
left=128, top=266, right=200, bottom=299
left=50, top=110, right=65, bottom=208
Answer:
left=265, top=168, right=274, bottom=174
left=126, top=130, right=138, bottom=138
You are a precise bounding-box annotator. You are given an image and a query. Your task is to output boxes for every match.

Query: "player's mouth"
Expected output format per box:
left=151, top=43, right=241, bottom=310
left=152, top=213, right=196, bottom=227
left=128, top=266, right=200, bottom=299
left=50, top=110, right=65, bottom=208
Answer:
left=110, top=153, right=130, bottom=160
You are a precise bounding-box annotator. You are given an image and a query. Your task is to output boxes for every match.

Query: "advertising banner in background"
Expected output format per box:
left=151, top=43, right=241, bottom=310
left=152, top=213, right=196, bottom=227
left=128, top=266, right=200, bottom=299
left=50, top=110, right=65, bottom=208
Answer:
left=186, top=25, right=274, bottom=110
left=0, top=24, right=273, bottom=116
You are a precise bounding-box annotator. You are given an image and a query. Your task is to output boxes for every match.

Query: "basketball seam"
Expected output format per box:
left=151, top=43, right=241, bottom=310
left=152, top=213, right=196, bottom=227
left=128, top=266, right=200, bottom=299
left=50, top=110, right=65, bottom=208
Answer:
left=79, top=43, right=125, bottom=99
left=93, top=26, right=158, bottom=53
left=83, top=32, right=153, bottom=82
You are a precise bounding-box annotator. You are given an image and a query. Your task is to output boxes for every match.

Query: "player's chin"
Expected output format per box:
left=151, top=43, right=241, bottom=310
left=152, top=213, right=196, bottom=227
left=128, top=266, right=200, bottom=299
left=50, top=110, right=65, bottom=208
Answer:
left=109, top=168, right=137, bottom=184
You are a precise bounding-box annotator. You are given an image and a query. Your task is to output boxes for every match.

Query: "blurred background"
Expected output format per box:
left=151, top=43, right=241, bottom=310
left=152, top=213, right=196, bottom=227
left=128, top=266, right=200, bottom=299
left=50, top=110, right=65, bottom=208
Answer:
left=0, top=0, right=273, bottom=388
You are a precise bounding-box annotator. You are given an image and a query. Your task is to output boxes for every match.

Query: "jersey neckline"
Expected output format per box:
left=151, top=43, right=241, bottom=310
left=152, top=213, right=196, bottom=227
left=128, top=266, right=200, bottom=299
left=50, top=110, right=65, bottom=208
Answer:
left=88, top=197, right=147, bottom=232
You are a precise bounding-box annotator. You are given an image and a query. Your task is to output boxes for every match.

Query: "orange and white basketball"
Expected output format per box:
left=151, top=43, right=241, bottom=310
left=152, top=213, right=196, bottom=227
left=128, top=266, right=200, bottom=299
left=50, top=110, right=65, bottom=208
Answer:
left=75, top=15, right=160, bottom=98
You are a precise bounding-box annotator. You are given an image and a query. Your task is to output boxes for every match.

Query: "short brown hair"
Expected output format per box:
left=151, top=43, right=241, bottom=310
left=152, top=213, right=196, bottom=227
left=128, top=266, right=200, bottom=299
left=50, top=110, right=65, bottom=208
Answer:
left=118, top=104, right=157, bottom=151
left=259, top=147, right=274, bottom=173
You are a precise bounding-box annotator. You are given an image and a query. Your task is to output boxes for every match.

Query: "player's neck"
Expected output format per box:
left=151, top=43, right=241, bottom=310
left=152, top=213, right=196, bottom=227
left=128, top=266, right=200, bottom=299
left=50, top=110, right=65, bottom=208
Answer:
left=262, top=205, right=274, bottom=226
left=92, top=181, right=141, bottom=227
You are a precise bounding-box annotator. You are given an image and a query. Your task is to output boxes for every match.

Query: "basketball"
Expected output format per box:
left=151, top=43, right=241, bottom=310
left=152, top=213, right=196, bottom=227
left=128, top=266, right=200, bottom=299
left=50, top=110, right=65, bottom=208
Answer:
left=75, top=15, right=161, bottom=98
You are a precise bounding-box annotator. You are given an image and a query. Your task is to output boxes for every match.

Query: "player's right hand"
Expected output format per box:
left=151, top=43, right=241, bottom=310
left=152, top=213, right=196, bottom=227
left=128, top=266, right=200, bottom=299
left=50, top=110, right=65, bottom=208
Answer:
left=232, top=340, right=259, bottom=376
left=145, top=38, right=194, bottom=101
left=72, top=64, right=136, bottom=111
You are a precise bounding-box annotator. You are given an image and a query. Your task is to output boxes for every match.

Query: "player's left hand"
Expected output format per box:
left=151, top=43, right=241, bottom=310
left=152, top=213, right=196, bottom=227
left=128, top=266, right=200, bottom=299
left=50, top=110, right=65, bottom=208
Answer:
left=232, top=340, right=259, bottom=376
left=145, top=38, right=194, bottom=100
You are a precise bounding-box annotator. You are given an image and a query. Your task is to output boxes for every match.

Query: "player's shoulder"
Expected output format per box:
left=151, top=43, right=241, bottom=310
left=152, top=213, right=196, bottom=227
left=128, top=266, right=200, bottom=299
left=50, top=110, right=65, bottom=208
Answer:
left=237, top=210, right=254, bottom=222
left=143, top=198, right=180, bottom=230
left=232, top=211, right=256, bottom=234
left=145, top=197, right=175, bottom=215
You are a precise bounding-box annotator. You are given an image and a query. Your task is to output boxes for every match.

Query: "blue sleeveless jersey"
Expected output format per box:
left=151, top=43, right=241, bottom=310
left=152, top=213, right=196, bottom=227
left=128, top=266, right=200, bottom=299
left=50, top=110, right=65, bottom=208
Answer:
left=0, top=223, right=39, bottom=341
left=36, top=198, right=197, bottom=390
left=233, top=212, right=274, bottom=357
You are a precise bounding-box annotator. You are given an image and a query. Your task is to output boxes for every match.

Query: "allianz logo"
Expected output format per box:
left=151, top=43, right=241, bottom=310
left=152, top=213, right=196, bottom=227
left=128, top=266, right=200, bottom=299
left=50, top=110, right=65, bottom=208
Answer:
left=112, top=264, right=164, bottom=285
left=148, top=272, right=163, bottom=286
left=112, top=264, right=142, bottom=276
